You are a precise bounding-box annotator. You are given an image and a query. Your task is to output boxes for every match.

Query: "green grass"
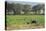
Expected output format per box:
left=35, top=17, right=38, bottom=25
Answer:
left=6, top=15, right=45, bottom=26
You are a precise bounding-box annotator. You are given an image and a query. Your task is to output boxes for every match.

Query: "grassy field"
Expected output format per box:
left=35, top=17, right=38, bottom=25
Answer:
left=6, top=15, right=45, bottom=29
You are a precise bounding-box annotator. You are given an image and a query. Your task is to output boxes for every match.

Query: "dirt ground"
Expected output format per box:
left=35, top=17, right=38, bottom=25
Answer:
left=6, top=24, right=44, bottom=30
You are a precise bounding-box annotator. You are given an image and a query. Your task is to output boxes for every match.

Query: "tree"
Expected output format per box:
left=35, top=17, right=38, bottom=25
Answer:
left=7, top=2, right=24, bottom=15
left=14, top=3, right=23, bottom=15
left=23, top=4, right=31, bottom=14
left=32, top=3, right=45, bottom=15
left=7, top=3, right=17, bottom=15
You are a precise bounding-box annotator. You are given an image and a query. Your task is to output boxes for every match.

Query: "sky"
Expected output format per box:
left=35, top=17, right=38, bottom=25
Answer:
left=5, top=1, right=39, bottom=7
left=5, top=0, right=45, bottom=2
left=5, top=0, right=45, bottom=7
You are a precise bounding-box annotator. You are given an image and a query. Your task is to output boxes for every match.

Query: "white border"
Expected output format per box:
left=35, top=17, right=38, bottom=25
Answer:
left=0, top=0, right=5, bottom=30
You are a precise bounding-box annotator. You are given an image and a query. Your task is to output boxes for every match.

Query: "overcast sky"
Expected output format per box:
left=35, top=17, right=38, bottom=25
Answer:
left=5, top=0, right=45, bottom=7
left=6, top=1, right=38, bottom=7
left=5, top=0, right=45, bottom=2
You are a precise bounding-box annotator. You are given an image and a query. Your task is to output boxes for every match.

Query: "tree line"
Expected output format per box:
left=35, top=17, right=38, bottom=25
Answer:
left=5, top=1, right=45, bottom=15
